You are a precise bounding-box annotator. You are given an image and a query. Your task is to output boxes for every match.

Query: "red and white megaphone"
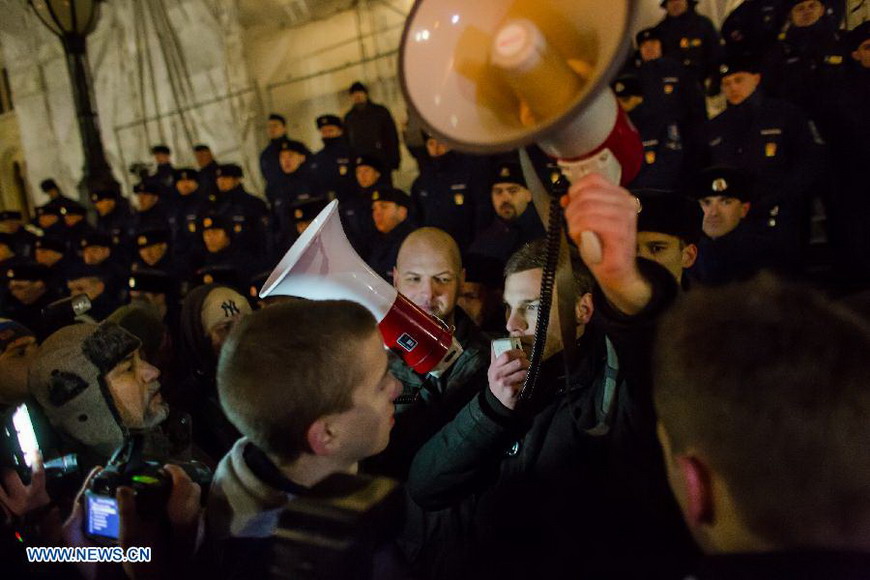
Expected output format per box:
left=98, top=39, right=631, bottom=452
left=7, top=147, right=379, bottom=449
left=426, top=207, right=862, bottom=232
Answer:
left=260, top=200, right=463, bottom=376
left=399, top=0, right=642, bottom=261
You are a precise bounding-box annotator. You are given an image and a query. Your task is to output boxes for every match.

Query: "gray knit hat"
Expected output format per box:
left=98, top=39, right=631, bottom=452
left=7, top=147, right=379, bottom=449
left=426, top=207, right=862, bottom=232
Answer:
left=29, top=322, right=141, bottom=459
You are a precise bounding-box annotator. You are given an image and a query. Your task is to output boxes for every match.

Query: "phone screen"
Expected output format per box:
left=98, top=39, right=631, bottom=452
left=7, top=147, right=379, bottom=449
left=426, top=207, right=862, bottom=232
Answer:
left=85, top=491, right=120, bottom=541
left=11, top=404, right=40, bottom=468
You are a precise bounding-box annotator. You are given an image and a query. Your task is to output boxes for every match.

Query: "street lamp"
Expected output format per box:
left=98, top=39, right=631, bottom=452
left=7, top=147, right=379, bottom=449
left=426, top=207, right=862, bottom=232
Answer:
left=28, top=0, right=120, bottom=200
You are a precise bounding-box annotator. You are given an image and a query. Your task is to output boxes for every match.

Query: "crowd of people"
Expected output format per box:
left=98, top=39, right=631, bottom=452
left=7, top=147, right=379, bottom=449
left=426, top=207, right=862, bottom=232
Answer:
left=1, top=1, right=869, bottom=578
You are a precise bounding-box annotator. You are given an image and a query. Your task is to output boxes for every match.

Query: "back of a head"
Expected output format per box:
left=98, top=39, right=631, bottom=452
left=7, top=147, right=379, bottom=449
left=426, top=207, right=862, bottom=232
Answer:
left=654, top=273, right=870, bottom=548
left=217, top=300, right=377, bottom=463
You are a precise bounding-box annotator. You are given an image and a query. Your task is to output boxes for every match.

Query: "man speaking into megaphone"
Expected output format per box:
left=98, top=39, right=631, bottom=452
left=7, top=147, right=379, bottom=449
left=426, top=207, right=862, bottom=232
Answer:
left=405, top=173, right=698, bottom=579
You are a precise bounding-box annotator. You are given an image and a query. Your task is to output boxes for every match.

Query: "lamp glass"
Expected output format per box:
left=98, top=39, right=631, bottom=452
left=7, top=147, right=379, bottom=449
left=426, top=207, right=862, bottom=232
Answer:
left=30, top=0, right=98, bottom=37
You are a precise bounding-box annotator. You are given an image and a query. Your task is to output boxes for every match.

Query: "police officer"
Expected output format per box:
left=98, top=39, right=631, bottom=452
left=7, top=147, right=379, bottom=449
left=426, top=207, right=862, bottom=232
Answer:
left=467, top=161, right=545, bottom=268
left=194, top=143, right=220, bottom=199
left=761, top=0, right=845, bottom=139
left=614, top=73, right=686, bottom=190
left=170, top=167, right=208, bottom=269
left=721, top=0, right=790, bottom=60
left=270, top=139, right=318, bottom=252
left=688, top=166, right=775, bottom=285
left=209, top=163, right=270, bottom=258
left=274, top=196, right=329, bottom=256
left=130, top=176, right=172, bottom=236
left=411, top=132, right=492, bottom=251
left=0, top=211, right=37, bottom=259
left=309, top=114, right=356, bottom=202
left=367, top=187, right=415, bottom=282
left=33, top=236, right=71, bottom=296
left=338, top=154, right=386, bottom=259
left=64, top=262, right=121, bottom=322
left=133, top=228, right=179, bottom=279
left=59, top=204, right=93, bottom=247
left=79, top=230, right=130, bottom=290
left=91, top=188, right=133, bottom=253
left=37, top=178, right=85, bottom=216
left=127, top=268, right=181, bottom=334
left=260, top=113, right=289, bottom=202
left=151, top=144, right=176, bottom=197
left=633, top=27, right=707, bottom=171
left=343, top=81, right=401, bottom=172
left=1, top=262, right=63, bottom=341
left=654, top=0, right=724, bottom=88
left=33, top=205, right=65, bottom=239
left=197, top=213, right=260, bottom=286
left=706, top=56, right=826, bottom=273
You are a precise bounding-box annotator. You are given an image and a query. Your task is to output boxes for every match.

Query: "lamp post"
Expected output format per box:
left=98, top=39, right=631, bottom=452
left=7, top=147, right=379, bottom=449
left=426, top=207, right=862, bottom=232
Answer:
left=28, top=0, right=120, bottom=200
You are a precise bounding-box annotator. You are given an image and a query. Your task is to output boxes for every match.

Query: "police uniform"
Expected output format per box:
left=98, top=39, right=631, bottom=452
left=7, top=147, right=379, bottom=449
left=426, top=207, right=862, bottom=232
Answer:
left=688, top=167, right=777, bottom=286
left=467, top=162, right=546, bottom=268
left=338, top=154, right=388, bottom=259
left=614, top=74, right=686, bottom=190
left=132, top=228, right=181, bottom=280
left=269, top=140, right=319, bottom=255
left=170, top=168, right=209, bottom=269
left=653, top=0, right=724, bottom=85
left=129, top=177, right=173, bottom=241
left=59, top=204, right=95, bottom=248
left=37, top=178, right=86, bottom=217
left=366, top=187, right=415, bottom=282
left=195, top=144, right=220, bottom=200
left=259, top=114, right=288, bottom=203
left=33, top=236, right=73, bottom=297
left=33, top=205, right=66, bottom=239
left=92, top=189, right=134, bottom=254
left=127, top=268, right=181, bottom=331
left=761, top=1, right=845, bottom=139
left=706, top=59, right=826, bottom=271
left=721, top=0, right=789, bottom=60
left=343, top=81, right=401, bottom=171
left=273, top=197, right=329, bottom=257
left=0, top=211, right=37, bottom=259
left=207, top=164, right=270, bottom=259
left=79, top=231, right=130, bottom=281
left=1, top=262, right=63, bottom=341
left=151, top=145, right=176, bottom=199
left=63, top=262, right=121, bottom=322
left=197, top=214, right=261, bottom=289
left=309, top=115, right=357, bottom=202
left=411, top=147, right=492, bottom=251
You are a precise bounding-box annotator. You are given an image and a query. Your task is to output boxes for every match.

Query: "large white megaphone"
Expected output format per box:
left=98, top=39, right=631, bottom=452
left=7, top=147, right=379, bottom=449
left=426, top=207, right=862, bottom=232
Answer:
left=260, top=200, right=463, bottom=376
left=400, top=1, right=642, bottom=240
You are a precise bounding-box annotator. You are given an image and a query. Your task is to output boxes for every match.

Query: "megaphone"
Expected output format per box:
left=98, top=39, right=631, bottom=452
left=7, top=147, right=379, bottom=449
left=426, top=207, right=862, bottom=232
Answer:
left=400, top=1, right=642, bottom=259
left=260, top=200, right=463, bottom=376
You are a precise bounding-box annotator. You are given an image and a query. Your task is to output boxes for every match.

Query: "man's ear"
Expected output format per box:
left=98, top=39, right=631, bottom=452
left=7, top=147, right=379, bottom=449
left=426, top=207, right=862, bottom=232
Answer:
left=740, top=202, right=751, bottom=218
left=398, top=206, right=408, bottom=221
left=681, top=243, right=699, bottom=269
left=575, top=292, right=594, bottom=325
left=306, top=418, right=337, bottom=457
left=459, top=267, right=466, bottom=287
left=392, top=267, right=399, bottom=289
left=677, top=455, right=715, bottom=527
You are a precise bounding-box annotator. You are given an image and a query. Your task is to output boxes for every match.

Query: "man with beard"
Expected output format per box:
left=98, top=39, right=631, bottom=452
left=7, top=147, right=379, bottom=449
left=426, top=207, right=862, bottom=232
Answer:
left=363, top=227, right=490, bottom=480
left=468, top=161, right=545, bottom=268
left=28, top=321, right=169, bottom=481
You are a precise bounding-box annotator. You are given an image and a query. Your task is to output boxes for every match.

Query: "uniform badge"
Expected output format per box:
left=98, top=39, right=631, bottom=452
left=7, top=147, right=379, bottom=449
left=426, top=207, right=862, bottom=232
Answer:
left=664, top=84, right=674, bottom=94
left=712, top=178, right=729, bottom=192
left=645, top=151, right=656, bottom=165
left=825, top=55, right=843, bottom=65
left=203, top=274, right=214, bottom=284
left=250, top=286, right=257, bottom=298
left=188, top=223, right=196, bottom=233
left=372, top=191, right=380, bottom=201
left=294, top=209, right=304, bottom=219
left=500, top=167, right=510, bottom=178
left=113, top=236, right=120, bottom=245
left=137, top=235, right=147, bottom=246
left=454, top=193, right=465, bottom=206
left=204, top=218, right=213, bottom=228
left=680, top=37, right=690, bottom=49
left=6, top=269, right=14, bottom=279
left=765, top=142, right=777, bottom=157
left=339, top=165, right=347, bottom=175
left=691, top=38, right=702, bottom=47
left=234, top=224, right=242, bottom=233
left=550, top=172, right=561, bottom=184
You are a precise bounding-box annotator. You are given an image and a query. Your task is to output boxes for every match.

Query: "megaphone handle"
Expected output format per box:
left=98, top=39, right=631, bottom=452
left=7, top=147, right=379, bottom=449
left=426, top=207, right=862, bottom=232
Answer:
left=557, top=151, right=624, bottom=265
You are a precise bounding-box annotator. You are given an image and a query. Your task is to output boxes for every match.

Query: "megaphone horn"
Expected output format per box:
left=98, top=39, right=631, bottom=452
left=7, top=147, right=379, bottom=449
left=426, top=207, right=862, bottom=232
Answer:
left=260, top=200, right=463, bottom=376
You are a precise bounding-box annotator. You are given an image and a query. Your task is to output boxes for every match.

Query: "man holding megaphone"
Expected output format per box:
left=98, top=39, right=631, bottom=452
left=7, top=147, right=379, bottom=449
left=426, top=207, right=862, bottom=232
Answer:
left=405, top=173, right=697, bottom=579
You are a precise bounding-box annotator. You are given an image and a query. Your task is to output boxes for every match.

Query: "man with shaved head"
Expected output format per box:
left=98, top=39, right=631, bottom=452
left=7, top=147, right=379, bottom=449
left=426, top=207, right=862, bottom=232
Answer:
left=363, top=227, right=490, bottom=480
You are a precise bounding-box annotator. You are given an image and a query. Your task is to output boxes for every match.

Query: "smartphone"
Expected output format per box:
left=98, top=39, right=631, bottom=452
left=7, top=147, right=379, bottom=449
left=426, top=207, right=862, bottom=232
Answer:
left=84, top=491, right=121, bottom=543
left=11, top=404, right=40, bottom=470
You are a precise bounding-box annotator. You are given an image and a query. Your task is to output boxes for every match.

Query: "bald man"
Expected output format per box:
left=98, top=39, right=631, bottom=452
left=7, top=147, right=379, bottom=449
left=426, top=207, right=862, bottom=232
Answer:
left=362, top=227, right=490, bottom=480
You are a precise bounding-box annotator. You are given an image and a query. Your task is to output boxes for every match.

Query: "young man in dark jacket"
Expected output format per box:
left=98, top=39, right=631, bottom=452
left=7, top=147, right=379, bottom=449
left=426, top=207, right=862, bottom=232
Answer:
left=406, top=174, right=698, bottom=579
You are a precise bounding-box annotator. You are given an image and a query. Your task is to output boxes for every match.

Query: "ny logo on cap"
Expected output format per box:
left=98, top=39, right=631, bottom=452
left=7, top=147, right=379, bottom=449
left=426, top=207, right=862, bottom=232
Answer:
left=221, top=300, right=241, bottom=318
left=712, top=178, right=729, bottom=192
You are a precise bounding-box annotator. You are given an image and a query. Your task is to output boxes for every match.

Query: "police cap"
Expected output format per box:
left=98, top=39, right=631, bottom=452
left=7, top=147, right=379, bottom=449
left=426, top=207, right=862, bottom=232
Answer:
left=133, top=177, right=162, bottom=196
left=35, top=205, right=62, bottom=218
left=371, top=187, right=411, bottom=208
left=80, top=232, right=113, bottom=249
left=491, top=161, right=526, bottom=188
left=279, top=139, right=310, bottom=156
left=316, top=114, right=343, bottom=129
left=718, top=56, right=760, bottom=79
left=5, top=261, right=50, bottom=282
left=35, top=236, right=66, bottom=254
left=217, top=163, right=243, bottom=178
left=194, top=265, right=241, bottom=290
left=349, top=81, right=368, bottom=94
left=174, top=167, right=199, bottom=182
left=612, top=73, right=643, bottom=98
left=355, top=155, right=385, bottom=174
left=59, top=205, right=86, bottom=217
left=90, top=189, right=119, bottom=203
left=635, top=27, right=661, bottom=46
left=202, top=214, right=233, bottom=234
left=39, top=179, right=58, bottom=192
left=128, top=269, right=175, bottom=295
left=690, top=166, right=755, bottom=202
left=65, top=262, right=108, bottom=282
left=136, top=228, right=170, bottom=248
left=290, top=197, right=329, bottom=224
left=268, top=113, right=287, bottom=124
left=151, top=144, right=171, bottom=156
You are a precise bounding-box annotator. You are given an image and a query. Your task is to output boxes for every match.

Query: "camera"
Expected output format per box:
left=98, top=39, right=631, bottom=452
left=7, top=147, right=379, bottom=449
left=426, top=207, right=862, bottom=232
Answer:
left=84, top=433, right=172, bottom=544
